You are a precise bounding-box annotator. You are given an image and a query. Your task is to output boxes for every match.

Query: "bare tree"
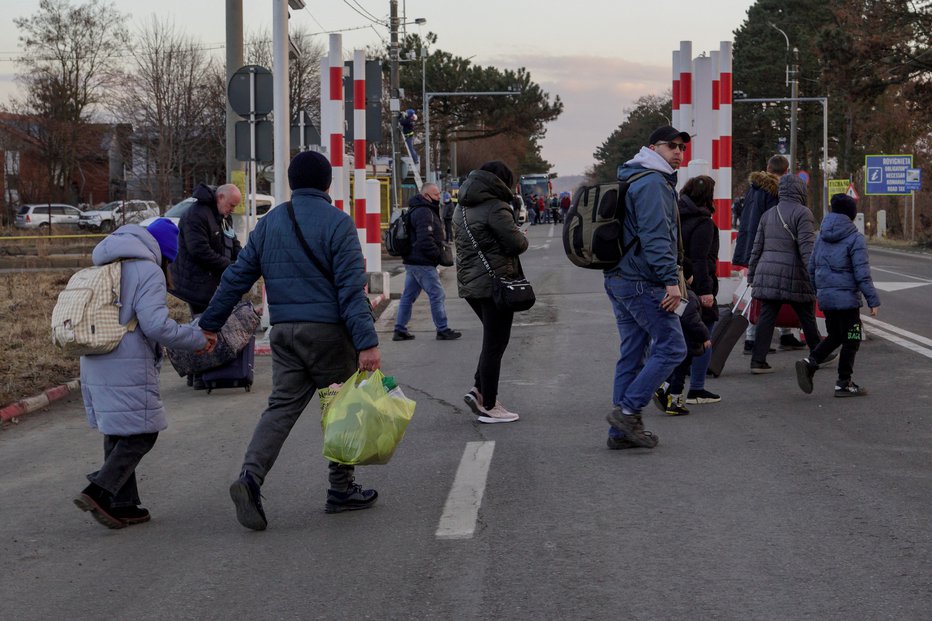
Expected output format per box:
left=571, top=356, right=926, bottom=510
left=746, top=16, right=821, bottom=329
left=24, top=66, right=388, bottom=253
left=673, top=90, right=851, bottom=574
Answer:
left=10, top=0, right=127, bottom=203
left=112, top=16, right=214, bottom=207
left=246, top=26, right=324, bottom=125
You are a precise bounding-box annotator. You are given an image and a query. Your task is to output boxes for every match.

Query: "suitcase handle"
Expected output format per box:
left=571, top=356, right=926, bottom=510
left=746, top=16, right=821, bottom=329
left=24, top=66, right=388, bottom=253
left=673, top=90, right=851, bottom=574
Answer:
left=732, top=282, right=753, bottom=316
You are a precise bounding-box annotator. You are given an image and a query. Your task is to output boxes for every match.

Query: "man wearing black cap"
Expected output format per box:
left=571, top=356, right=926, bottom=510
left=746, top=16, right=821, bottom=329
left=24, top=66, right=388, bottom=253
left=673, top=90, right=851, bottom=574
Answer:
left=199, top=150, right=382, bottom=529
left=603, top=126, right=690, bottom=450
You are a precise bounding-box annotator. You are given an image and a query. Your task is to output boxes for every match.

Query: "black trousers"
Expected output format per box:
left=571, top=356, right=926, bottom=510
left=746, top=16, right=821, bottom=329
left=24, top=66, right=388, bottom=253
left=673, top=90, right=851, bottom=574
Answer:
left=752, top=299, right=822, bottom=363
left=443, top=219, right=453, bottom=242
left=88, top=432, right=159, bottom=508
left=810, top=308, right=862, bottom=382
left=466, top=297, right=514, bottom=409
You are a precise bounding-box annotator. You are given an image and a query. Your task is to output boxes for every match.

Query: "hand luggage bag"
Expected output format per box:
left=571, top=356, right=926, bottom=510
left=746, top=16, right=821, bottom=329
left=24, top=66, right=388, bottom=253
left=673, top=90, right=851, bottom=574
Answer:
left=201, top=336, right=255, bottom=394
left=708, top=284, right=752, bottom=377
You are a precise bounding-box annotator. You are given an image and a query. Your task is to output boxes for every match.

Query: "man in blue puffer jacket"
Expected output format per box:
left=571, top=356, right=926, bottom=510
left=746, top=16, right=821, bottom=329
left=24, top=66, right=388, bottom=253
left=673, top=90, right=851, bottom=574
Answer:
left=199, top=151, right=382, bottom=529
left=795, top=194, right=880, bottom=398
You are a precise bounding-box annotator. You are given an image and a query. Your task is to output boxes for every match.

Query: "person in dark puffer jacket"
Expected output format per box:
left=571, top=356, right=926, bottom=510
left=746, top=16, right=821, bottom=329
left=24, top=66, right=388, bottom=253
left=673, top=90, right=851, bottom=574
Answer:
left=795, top=194, right=880, bottom=398
left=453, top=161, right=528, bottom=423
left=170, top=182, right=242, bottom=315
left=678, top=175, right=721, bottom=404
left=747, top=174, right=825, bottom=373
left=393, top=183, right=461, bottom=342
left=199, top=151, right=382, bottom=528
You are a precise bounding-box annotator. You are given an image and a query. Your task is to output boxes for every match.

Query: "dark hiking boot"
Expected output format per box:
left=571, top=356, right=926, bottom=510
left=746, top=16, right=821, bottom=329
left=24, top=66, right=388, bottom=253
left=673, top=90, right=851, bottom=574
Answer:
left=325, top=483, right=378, bottom=513
left=607, top=431, right=658, bottom=450
left=392, top=330, right=415, bottom=341
left=835, top=380, right=868, bottom=397
left=795, top=358, right=817, bottom=394
left=74, top=483, right=125, bottom=529
left=111, top=505, right=151, bottom=526
left=686, top=389, right=721, bottom=404
left=436, top=328, right=462, bottom=340
left=605, top=408, right=659, bottom=448
left=229, top=470, right=267, bottom=531
left=750, top=361, right=774, bottom=374
left=779, top=334, right=807, bottom=350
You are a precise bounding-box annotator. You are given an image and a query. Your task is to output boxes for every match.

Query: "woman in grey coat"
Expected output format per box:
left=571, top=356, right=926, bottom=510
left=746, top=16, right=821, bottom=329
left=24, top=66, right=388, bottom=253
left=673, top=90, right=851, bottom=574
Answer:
left=453, top=161, right=528, bottom=423
left=74, top=220, right=209, bottom=529
left=747, top=174, right=824, bottom=373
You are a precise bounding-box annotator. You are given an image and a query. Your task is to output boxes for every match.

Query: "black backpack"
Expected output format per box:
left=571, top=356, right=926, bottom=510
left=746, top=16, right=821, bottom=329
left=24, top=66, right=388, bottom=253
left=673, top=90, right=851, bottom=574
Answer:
left=385, top=207, right=415, bottom=257
left=562, top=171, right=655, bottom=270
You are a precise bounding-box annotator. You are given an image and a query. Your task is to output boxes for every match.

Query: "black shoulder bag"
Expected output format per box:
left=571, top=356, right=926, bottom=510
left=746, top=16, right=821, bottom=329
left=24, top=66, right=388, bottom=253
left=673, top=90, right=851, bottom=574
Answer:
left=462, top=208, right=535, bottom=312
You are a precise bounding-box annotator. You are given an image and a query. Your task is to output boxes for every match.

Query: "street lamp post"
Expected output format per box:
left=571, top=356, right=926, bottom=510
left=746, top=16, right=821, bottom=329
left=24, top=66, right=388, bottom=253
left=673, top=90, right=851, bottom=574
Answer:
left=424, top=91, right=520, bottom=185
left=770, top=23, right=799, bottom=169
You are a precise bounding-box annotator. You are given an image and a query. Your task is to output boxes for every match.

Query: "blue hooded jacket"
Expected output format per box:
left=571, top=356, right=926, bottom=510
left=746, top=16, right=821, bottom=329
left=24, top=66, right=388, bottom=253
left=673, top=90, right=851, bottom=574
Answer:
left=808, top=212, right=881, bottom=310
left=611, top=147, right=679, bottom=286
left=199, top=188, right=377, bottom=352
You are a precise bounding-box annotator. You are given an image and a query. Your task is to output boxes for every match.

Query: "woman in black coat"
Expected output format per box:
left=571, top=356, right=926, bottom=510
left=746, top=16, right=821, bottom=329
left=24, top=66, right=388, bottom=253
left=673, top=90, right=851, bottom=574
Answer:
left=678, top=175, right=721, bottom=404
left=452, top=161, right=528, bottom=424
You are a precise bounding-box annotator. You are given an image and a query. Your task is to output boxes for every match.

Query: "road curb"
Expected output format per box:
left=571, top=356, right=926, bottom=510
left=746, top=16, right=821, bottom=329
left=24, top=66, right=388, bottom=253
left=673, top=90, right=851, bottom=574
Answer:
left=1, top=379, right=80, bottom=423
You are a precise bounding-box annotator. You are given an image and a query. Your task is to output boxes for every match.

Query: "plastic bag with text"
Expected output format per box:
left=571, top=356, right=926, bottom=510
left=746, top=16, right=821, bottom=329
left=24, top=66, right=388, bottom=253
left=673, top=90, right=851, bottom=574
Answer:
left=321, top=370, right=416, bottom=465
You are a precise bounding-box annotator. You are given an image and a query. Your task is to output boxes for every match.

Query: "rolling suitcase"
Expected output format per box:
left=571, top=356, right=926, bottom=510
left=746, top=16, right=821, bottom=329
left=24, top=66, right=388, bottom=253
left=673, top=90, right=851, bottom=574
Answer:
left=708, top=284, right=752, bottom=377
left=201, top=336, right=255, bottom=394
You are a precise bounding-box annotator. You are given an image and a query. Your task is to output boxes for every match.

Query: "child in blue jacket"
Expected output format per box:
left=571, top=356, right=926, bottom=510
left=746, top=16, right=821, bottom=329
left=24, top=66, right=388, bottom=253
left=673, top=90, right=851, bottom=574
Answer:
left=795, top=194, right=880, bottom=397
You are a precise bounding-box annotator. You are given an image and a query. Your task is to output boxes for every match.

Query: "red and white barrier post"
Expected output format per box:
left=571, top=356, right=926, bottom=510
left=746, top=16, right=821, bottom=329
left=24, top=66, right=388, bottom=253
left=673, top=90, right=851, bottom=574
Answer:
left=328, top=34, right=346, bottom=214
left=717, top=41, right=734, bottom=277
left=352, top=49, right=370, bottom=266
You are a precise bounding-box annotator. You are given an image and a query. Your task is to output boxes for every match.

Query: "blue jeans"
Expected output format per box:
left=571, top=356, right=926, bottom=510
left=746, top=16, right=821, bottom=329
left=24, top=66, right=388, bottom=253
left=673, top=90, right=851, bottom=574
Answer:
left=604, top=277, right=687, bottom=426
left=395, top=265, right=448, bottom=332
left=689, top=319, right=716, bottom=391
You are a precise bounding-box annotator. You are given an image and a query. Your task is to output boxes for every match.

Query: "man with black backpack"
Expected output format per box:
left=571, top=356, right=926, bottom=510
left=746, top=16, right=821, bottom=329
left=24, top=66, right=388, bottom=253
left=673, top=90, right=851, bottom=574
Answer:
left=393, top=183, right=461, bottom=342
left=603, top=126, right=689, bottom=450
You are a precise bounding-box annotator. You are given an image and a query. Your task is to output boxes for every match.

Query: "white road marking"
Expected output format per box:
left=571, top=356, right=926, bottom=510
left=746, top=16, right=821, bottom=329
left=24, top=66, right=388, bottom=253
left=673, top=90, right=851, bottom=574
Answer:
left=436, top=441, right=495, bottom=540
left=871, top=266, right=932, bottom=282
left=861, top=315, right=932, bottom=350
left=548, top=223, right=556, bottom=238
left=862, top=323, right=932, bottom=359
left=873, top=282, right=929, bottom=292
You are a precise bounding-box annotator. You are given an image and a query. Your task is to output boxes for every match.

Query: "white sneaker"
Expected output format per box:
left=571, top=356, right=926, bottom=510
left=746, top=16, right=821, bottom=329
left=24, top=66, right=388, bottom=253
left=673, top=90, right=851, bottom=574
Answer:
left=477, top=401, right=519, bottom=424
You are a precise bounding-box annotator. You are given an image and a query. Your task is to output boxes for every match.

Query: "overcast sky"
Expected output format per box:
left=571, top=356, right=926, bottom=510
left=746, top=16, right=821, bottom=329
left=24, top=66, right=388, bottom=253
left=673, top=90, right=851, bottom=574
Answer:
left=1, top=0, right=756, bottom=176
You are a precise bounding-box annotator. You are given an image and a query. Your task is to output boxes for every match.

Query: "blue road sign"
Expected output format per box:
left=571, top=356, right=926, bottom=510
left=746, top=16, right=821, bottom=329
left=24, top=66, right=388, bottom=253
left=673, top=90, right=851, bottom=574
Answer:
left=905, top=168, right=922, bottom=192
left=865, top=154, right=913, bottom=195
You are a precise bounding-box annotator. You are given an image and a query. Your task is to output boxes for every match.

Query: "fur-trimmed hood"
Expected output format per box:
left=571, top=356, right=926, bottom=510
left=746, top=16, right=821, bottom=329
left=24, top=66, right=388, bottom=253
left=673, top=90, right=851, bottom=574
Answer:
left=748, top=171, right=779, bottom=197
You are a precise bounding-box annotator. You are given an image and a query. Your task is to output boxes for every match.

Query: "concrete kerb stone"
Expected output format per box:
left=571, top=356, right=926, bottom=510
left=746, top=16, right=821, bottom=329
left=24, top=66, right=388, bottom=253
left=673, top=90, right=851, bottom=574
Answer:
left=0, top=379, right=80, bottom=423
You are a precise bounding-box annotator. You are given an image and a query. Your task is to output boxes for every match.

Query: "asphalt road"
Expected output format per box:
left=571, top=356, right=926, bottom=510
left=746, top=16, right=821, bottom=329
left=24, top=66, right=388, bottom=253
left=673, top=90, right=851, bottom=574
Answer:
left=1, top=224, right=929, bottom=620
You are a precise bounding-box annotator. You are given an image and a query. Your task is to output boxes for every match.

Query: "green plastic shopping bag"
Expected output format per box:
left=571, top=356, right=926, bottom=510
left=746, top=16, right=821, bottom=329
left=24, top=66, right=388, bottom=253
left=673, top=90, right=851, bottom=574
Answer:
left=321, top=370, right=416, bottom=465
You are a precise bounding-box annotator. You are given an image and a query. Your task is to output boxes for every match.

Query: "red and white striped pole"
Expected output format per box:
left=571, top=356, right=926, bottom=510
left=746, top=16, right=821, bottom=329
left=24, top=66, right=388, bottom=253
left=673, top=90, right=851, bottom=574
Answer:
left=717, top=41, right=734, bottom=277
left=328, top=34, right=346, bottom=214
left=366, top=178, right=382, bottom=273
left=352, top=49, right=370, bottom=265
left=679, top=41, right=693, bottom=169
left=672, top=49, right=681, bottom=136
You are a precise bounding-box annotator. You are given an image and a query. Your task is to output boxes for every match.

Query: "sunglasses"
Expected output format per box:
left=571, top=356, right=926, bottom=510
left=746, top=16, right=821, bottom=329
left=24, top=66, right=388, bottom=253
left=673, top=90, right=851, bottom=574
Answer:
left=656, top=141, right=687, bottom=152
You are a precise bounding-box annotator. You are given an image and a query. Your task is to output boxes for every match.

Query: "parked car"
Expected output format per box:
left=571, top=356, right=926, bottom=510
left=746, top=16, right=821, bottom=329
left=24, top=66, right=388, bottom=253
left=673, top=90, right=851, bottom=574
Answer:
left=14, top=203, right=83, bottom=230
left=139, top=193, right=275, bottom=227
left=78, top=200, right=160, bottom=232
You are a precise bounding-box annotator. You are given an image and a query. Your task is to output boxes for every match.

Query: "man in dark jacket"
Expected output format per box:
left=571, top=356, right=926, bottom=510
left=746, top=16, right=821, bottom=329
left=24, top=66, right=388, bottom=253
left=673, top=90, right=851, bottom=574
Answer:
left=732, top=155, right=804, bottom=353
left=199, top=151, right=382, bottom=529
left=393, top=183, right=461, bottom=341
left=604, top=126, right=689, bottom=450
left=747, top=174, right=824, bottom=373
left=170, top=183, right=242, bottom=315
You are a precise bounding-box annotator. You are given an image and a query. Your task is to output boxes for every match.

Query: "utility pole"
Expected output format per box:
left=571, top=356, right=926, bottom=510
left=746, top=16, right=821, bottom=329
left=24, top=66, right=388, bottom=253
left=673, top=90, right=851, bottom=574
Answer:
left=789, top=46, right=799, bottom=171
left=389, top=0, right=401, bottom=210
left=225, top=0, right=244, bottom=183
